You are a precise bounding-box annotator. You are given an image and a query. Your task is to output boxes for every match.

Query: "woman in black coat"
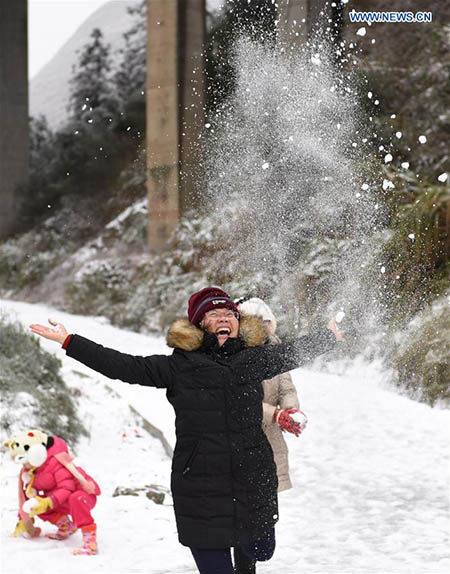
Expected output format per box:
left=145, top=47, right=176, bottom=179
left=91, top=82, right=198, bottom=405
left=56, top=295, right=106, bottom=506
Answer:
left=30, top=286, right=342, bottom=574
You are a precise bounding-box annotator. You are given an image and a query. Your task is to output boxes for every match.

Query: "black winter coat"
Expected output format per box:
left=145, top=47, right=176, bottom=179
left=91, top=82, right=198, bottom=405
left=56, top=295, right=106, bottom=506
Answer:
left=64, top=314, right=336, bottom=548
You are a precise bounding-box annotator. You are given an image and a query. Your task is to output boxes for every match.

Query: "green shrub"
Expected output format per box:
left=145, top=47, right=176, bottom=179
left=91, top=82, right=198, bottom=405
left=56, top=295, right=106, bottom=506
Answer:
left=0, top=314, right=87, bottom=444
left=382, top=176, right=450, bottom=327
left=65, top=260, right=131, bottom=316
left=392, top=296, right=450, bottom=406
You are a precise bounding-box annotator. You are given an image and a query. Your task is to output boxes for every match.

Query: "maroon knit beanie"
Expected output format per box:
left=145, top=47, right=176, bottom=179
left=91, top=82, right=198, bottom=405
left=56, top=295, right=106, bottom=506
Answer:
left=188, top=287, right=239, bottom=325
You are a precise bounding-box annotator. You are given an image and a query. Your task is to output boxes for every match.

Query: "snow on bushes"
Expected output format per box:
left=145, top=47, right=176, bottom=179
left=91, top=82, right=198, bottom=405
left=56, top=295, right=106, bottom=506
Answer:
left=0, top=313, right=87, bottom=443
left=392, top=294, right=450, bottom=407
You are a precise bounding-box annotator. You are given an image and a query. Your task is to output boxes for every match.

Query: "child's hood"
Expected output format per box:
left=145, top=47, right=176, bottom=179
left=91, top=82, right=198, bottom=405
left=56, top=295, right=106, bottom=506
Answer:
left=46, top=436, right=69, bottom=459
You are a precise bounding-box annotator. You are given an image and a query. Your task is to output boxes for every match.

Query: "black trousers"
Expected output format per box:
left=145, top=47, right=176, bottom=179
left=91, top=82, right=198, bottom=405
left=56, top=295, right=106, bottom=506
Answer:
left=190, top=528, right=275, bottom=574
left=233, top=545, right=256, bottom=574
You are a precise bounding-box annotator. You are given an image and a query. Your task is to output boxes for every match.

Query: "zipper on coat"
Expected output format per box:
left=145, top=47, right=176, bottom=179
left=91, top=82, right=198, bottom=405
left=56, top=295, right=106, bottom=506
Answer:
left=182, top=440, right=201, bottom=475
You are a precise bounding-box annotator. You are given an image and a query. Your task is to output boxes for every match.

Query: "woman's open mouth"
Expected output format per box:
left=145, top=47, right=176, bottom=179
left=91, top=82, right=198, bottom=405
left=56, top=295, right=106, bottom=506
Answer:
left=216, top=328, right=231, bottom=336
left=216, top=327, right=231, bottom=335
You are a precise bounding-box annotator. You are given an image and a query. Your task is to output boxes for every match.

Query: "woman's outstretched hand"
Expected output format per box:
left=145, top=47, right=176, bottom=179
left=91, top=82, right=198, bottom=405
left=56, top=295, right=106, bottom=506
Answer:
left=328, top=317, right=344, bottom=342
left=30, top=319, right=68, bottom=345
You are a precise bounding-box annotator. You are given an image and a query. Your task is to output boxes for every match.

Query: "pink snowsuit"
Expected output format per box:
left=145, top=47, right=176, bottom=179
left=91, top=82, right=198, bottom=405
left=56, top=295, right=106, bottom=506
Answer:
left=27, top=436, right=100, bottom=528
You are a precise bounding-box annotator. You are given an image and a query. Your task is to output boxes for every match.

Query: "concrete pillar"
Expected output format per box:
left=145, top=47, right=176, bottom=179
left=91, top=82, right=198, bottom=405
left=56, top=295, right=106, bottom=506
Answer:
left=278, top=0, right=343, bottom=46
left=0, top=0, right=28, bottom=239
left=178, top=0, right=206, bottom=213
left=147, top=0, right=205, bottom=250
left=147, top=0, right=179, bottom=248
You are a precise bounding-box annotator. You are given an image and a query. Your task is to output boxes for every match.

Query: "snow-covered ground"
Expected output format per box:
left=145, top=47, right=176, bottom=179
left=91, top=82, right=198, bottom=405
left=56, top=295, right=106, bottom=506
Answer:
left=1, top=299, right=449, bottom=574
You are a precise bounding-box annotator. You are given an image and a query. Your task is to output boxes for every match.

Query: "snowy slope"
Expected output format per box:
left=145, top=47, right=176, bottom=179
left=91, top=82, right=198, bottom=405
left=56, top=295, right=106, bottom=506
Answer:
left=1, top=299, right=448, bottom=574
left=30, top=1, right=136, bottom=129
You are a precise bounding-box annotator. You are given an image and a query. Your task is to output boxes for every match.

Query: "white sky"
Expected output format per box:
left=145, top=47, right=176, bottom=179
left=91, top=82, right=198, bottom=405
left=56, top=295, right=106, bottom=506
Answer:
left=29, top=0, right=106, bottom=79
left=28, top=0, right=224, bottom=80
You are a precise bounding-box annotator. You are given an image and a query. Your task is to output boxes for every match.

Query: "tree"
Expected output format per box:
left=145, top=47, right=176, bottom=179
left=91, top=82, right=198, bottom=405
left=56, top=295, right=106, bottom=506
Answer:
left=17, top=115, right=57, bottom=227
left=113, top=0, right=147, bottom=135
left=69, top=27, right=118, bottom=125
left=115, top=0, right=146, bottom=107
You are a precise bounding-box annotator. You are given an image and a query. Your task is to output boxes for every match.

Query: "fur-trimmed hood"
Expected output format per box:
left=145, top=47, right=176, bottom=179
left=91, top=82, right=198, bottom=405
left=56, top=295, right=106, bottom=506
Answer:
left=166, top=313, right=266, bottom=351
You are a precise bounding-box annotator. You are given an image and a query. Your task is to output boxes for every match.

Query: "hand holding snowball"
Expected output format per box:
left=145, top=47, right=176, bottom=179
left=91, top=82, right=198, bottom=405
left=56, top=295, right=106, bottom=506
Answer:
left=273, top=408, right=306, bottom=437
left=328, top=313, right=345, bottom=342
left=23, top=496, right=53, bottom=517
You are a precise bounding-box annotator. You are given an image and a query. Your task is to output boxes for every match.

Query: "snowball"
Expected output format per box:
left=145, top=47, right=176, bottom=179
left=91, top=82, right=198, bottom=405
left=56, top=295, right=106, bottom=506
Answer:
left=205, top=123, right=211, bottom=128
left=408, top=233, right=415, bottom=239
left=356, top=27, right=366, bottom=37
left=380, top=266, right=386, bottom=274
left=383, top=179, right=395, bottom=190
left=401, top=162, right=410, bottom=169
left=368, top=91, right=373, bottom=99
left=361, top=183, right=369, bottom=190
left=418, top=135, right=427, bottom=144
left=395, top=131, right=402, bottom=139
left=335, top=311, right=345, bottom=323
left=384, top=154, right=393, bottom=163
left=23, top=498, right=38, bottom=514
left=262, top=162, right=270, bottom=170
left=391, top=114, right=396, bottom=119
left=438, top=173, right=448, bottom=182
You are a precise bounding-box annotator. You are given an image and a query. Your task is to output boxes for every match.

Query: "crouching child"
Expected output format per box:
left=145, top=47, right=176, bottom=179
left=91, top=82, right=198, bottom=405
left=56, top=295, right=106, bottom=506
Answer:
left=3, top=429, right=100, bottom=555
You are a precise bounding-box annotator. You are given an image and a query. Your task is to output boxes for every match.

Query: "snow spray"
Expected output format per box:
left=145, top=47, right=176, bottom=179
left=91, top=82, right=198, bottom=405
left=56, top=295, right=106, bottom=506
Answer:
left=204, top=33, right=386, bottom=348
left=335, top=311, right=346, bottom=324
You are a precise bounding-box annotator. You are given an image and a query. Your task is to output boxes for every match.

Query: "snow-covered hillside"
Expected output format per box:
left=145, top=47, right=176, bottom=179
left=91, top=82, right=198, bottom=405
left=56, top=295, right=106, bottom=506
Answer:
left=30, top=1, right=136, bottom=129
left=1, top=299, right=448, bottom=573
